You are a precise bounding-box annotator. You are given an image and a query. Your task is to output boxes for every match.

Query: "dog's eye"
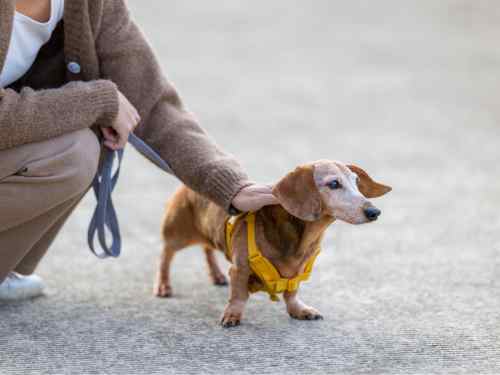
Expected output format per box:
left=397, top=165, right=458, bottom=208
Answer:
left=328, top=180, right=341, bottom=190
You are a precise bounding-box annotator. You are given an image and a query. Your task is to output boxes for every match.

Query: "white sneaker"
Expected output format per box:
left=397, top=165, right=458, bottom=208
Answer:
left=0, top=272, right=45, bottom=301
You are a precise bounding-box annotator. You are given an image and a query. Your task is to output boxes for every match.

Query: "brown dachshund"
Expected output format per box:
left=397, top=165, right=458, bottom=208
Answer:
left=154, top=160, right=391, bottom=327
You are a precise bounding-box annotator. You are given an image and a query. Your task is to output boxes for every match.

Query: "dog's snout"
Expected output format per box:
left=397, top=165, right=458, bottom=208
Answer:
left=364, top=207, right=381, bottom=221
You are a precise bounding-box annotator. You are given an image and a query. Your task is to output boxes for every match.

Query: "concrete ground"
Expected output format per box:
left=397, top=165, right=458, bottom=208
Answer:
left=1, top=1, right=500, bottom=374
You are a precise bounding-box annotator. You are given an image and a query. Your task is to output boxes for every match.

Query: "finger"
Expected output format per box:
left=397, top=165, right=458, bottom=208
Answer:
left=257, top=186, right=275, bottom=193
left=248, top=185, right=275, bottom=194
left=261, top=195, right=280, bottom=205
left=118, top=129, right=130, bottom=149
left=111, top=127, right=128, bottom=150
left=251, top=195, right=280, bottom=209
left=131, top=117, right=139, bottom=130
left=127, top=103, right=140, bottom=120
left=251, top=195, right=279, bottom=207
left=131, top=103, right=140, bottom=118
left=132, top=112, right=141, bottom=129
left=133, top=108, right=140, bottom=121
left=104, top=140, right=119, bottom=150
left=124, top=113, right=137, bottom=130
left=117, top=136, right=128, bottom=149
left=234, top=198, right=277, bottom=212
left=256, top=192, right=279, bottom=200
left=101, top=127, right=119, bottom=142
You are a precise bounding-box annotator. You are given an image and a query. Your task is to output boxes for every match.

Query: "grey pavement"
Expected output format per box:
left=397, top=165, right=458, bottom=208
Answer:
left=1, top=1, right=500, bottom=374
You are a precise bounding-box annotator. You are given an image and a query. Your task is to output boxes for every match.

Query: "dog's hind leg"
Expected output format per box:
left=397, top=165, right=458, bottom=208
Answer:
left=204, top=246, right=228, bottom=286
left=155, top=186, right=200, bottom=298
left=154, top=241, right=179, bottom=298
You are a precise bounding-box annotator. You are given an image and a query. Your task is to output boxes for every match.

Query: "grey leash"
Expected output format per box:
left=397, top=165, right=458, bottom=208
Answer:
left=87, top=133, right=174, bottom=258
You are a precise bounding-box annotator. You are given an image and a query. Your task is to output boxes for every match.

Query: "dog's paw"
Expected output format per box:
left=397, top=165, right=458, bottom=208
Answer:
left=220, top=314, right=241, bottom=328
left=154, top=283, right=173, bottom=298
left=220, top=307, right=243, bottom=328
left=288, top=306, right=323, bottom=321
left=212, top=273, right=228, bottom=286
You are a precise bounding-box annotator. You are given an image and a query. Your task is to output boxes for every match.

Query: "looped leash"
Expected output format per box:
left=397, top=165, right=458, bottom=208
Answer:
left=87, top=133, right=174, bottom=258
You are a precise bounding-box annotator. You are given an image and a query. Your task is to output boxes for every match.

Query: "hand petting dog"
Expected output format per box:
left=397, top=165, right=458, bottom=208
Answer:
left=231, top=183, right=279, bottom=213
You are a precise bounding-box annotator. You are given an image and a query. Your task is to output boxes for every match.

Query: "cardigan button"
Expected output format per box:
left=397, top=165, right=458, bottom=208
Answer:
left=67, top=62, right=81, bottom=74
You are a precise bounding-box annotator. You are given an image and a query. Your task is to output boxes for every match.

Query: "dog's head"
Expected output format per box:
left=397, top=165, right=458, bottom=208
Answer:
left=272, top=160, right=391, bottom=224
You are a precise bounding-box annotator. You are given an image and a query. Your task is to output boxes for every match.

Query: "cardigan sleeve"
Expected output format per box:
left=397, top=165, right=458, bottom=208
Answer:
left=95, top=0, right=252, bottom=212
left=0, top=80, right=119, bottom=151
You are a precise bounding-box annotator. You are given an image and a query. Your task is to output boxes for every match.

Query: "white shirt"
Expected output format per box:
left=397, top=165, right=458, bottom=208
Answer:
left=0, top=0, right=65, bottom=88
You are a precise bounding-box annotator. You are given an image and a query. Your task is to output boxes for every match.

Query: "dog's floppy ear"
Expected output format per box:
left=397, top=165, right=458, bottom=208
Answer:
left=347, top=164, right=392, bottom=198
left=272, top=165, right=323, bottom=221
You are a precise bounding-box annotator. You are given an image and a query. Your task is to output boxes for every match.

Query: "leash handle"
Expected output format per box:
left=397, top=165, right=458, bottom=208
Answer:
left=87, top=147, right=123, bottom=258
left=87, top=133, right=175, bottom=258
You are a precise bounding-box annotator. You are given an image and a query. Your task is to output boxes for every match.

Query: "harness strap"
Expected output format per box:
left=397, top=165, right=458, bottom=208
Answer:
left=225, top=212, right=321, bottom=301
left=87, top=133, right=175, bottom=258
left=245, top=213, right=281, bottom=301
left=224, top=215, right=238, bottom=260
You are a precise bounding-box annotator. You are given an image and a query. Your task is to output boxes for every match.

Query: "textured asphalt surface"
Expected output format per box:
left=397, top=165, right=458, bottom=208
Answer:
left=1, top=1, right=500, bottom=374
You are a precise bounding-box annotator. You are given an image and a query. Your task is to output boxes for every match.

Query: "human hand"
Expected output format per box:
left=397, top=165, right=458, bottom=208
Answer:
left=101, top=90, right=141, bottom=151
left=231, top=183, right=279, bottom=212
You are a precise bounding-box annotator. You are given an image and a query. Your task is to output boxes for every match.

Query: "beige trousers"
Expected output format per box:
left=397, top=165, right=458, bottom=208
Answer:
left=0, top=129, right=101, bottom=282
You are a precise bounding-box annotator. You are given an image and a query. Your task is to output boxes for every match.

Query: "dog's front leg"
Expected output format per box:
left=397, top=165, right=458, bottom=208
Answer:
left=221, top=228, right=250, bottom=328
left=283, top=290, right=323, bottom=320
left=220, top=265, right=250, bottom=327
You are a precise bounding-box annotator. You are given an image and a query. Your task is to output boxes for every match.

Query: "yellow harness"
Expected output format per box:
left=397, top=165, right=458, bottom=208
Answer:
left=224, top=212, right=320, bottom=301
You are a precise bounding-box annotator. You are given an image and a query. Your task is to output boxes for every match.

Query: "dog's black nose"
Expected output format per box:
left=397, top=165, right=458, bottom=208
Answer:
left=364, top=207, right=381, bottom=221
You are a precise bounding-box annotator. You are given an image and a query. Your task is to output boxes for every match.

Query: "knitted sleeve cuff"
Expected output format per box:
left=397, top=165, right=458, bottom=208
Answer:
left=86, top=79, right=119, bottom=127
left=205, top=166, right=254, bottom=214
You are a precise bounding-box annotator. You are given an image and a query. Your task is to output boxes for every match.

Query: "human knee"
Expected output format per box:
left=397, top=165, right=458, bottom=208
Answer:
left=64, top=129, right=101, bottom=194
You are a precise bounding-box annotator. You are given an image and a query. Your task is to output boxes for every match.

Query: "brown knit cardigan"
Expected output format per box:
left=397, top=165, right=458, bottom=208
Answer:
left=0, top=0, right=251, bottom=212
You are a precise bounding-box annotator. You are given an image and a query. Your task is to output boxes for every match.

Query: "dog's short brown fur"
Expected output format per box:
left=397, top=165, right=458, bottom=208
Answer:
left=155, top=160, right=391, bottom=327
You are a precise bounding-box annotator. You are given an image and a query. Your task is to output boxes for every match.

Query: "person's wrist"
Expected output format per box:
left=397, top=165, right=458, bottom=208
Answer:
left=89, top=80, right=119, bottom=127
